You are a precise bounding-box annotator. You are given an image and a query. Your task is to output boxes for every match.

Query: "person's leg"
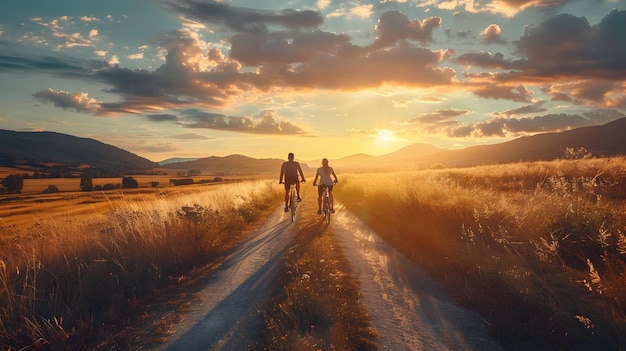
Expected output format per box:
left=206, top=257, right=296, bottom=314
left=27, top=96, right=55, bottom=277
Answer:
left=296, top=181, right=301, bottom=200
left=316, top=185, right=323, bottom=214
left=284, top=184, right=289, bottom=211
left=329, top=191, right=334, bottom=211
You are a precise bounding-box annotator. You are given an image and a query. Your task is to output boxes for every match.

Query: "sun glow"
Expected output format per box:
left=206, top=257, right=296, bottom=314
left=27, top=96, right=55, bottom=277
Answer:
left=375, top=129, right=395, bottom=144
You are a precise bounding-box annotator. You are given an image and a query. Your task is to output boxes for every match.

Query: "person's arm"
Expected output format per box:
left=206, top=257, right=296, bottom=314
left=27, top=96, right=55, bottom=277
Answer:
left=332, top=169, right=338, bottom=183
left=313, top=173, right=319, bottom=186
left=298, top=164, right=306, bottom=182
left=279, top=163, right=285, bottom=183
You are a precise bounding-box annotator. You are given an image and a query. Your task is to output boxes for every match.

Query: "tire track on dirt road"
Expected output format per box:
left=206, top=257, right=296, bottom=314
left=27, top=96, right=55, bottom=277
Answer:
left=154, top=205, right=297, bottom=351
left=332, top=203, right=503, bottom=350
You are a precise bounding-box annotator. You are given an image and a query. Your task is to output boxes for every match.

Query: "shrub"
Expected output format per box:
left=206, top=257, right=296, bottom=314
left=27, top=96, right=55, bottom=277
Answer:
left=42, top=185, right=60, bottom=193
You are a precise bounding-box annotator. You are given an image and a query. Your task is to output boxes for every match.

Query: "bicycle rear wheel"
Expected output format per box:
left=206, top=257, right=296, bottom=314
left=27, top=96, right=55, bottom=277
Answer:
left=290, top=187, right=296, bottom=222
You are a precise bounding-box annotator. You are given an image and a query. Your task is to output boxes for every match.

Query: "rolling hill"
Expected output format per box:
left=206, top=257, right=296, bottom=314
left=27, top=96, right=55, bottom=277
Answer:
left=0, top=129, right=158, bottom=171
left=411, top=117, right=626, bottom=169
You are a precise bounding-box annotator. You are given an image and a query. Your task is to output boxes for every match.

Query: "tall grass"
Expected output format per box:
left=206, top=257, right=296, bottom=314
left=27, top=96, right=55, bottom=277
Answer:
left=0, top=180, right=282, bottom=350
left=335, top=157, right=626, bottom=350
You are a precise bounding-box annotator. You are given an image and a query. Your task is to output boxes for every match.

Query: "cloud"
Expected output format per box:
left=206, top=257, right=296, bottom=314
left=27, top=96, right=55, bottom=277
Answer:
left=411, top=108, right=469, bottom=123
left=349, top=4, right=374, bottom=19
left=460, top=10, right=626, bottom=82
left=473, top=85, right=535, bottom=103
left=229, top=30, right=352, bottom=66
left=317, top=0, right=331, bottom=10
left=33, top=88, right=101, bottom=113
left=30, top=16, right=99, bottom=49
left=166, top=0, right=324, bottom=33
left=182, top=109, right=305, bottom=135
left=146, top=114, right=179, bottom=122
left=437, top=109, right=626, bottom=138
left=480, top=24, right=505, bottom=44
left=18, top=5, right=625, bottom=128
left=370, top=11, right=442, bottom=48
left=418, top=0, right=575, bottom=17
left=170, top=132, right=213, bottom=140
left=1, top=8, right=459, bottom=117
left=327, top=3, right=374, bottom=19
left=455, top=51, right=523, bottom=69
left=494, top=100, right=548, bottom=116
left=542, top=79, right=626, bottom=109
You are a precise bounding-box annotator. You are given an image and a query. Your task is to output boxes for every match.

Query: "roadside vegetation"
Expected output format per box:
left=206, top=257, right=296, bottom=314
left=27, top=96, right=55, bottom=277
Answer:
left=335, top=156, right=626, bottom=350
left=0, top=180, right=282, bottom=350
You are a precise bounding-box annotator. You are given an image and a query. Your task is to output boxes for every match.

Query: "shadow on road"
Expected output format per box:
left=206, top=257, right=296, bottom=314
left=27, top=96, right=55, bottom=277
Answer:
left=157, top=207, right=296, bottom=351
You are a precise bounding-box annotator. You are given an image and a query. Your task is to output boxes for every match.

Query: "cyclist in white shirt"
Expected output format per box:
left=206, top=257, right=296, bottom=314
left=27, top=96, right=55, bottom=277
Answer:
left=312, top=158, right=338, bottom=214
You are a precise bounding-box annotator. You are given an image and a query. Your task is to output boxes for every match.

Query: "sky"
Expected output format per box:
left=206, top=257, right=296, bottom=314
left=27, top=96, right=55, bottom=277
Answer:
left=1, top=0, right=625, bottom=162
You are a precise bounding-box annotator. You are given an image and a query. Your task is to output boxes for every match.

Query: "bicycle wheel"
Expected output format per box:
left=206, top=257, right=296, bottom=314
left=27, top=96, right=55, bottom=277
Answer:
left=290, top=187, right=296, bottom=222
left=323, top=194, right=331, bottom=224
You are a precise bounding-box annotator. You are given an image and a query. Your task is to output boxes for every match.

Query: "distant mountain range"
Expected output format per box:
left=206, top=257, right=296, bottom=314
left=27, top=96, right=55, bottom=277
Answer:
left=1, top=117, right=625, bottom=175
left=158, top=157, right=199, bottom=165
left=164, top=154, right=314, bottom=175
left=312, top=118, right=626, bottom=171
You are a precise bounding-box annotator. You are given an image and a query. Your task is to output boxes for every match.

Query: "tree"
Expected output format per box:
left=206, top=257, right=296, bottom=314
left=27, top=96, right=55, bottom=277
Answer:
left=1, top=174, right=24, bottom=194
left=122, top=176, right=139, bottom=189
left=80, top=171, right=94, bottom=192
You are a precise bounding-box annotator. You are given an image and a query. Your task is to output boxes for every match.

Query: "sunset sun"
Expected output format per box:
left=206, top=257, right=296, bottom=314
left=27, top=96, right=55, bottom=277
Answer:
left=375, top=129, right=395, bottom=144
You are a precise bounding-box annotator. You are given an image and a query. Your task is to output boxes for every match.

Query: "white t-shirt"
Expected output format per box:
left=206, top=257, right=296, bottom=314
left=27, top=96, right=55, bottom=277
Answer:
left=316, top=166, right=335, bottom=186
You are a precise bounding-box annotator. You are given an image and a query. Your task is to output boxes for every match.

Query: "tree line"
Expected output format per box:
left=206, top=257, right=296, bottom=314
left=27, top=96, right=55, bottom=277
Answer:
left=0, top=173, right=141, bottom=194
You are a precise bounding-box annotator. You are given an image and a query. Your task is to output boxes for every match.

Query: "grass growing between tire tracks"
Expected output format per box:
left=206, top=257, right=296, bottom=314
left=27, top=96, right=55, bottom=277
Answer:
left=252, top=189, right=379, bottom=351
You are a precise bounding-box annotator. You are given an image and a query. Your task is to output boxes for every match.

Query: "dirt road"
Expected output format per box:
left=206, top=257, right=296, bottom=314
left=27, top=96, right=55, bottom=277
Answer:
left=333, top=204, right=502, bottom=350
left=152, top=199, right=502, bottom=350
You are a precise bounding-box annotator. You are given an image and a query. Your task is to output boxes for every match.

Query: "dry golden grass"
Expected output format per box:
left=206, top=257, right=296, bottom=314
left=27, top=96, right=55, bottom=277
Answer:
left=335, top=157, right=626, bottom=350
left=0, top=179, right=283, bottom=350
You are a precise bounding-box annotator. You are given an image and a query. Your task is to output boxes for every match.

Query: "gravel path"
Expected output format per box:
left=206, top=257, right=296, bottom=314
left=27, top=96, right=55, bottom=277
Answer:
left=152, top=201, right=502, bottom=350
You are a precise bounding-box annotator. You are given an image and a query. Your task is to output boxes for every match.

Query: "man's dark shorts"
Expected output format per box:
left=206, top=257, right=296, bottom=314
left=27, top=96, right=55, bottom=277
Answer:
left=284, top=178, right=298, bottom=191
left=317, top=184, right=333, bottom=196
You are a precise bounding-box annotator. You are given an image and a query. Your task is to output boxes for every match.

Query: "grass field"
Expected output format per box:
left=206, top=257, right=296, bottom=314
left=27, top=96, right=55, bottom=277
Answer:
left=334, top=156, right=626, bottom=350
left=3, top=157, right=626, bottom=349
left=0, top=179, right=283, bottom=350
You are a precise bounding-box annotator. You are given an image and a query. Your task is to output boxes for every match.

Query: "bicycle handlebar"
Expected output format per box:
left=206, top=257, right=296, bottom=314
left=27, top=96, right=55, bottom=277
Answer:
left=313, top=180, right=338, bottom=186
left=279, top=179, right=307, bottom=184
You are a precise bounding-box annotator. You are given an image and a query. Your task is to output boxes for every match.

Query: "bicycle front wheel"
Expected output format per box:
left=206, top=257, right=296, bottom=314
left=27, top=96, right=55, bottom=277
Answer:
left=323, top=197, right=331, bottom=224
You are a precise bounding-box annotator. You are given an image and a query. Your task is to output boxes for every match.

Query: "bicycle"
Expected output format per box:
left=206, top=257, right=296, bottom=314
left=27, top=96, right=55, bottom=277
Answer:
left=315, top=180, right=336, bottom=224
left=281, top=180, right=305, bottom=222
